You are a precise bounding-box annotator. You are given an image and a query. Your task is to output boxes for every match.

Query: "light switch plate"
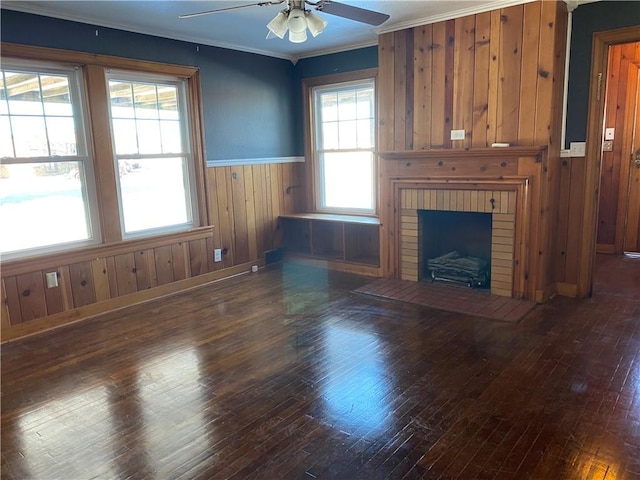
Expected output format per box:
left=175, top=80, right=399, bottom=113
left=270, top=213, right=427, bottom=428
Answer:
left=605, top=128, right=615, bottom=140
left=602, top=140, right=613, bottom=152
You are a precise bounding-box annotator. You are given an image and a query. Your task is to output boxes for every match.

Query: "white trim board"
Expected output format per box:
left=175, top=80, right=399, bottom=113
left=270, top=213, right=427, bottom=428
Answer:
left=206, top=156, right=304, bottom=168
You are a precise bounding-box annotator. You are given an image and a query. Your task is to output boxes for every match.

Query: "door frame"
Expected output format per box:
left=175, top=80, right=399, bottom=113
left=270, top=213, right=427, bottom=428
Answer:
left=579, top=26, right=640, bottom=297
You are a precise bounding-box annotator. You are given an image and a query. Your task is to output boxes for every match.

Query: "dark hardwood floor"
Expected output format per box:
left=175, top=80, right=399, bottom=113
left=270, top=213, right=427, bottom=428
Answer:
left=2, top=255, right=639, bottom=479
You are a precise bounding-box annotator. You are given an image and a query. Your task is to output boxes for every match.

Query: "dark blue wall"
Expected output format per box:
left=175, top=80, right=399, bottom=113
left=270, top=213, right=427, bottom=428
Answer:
left=0, top=9, right=299, bottom=161
left=294, top=46, right=378, bottom=79
left=291, top=46, right=378, bottom=145
left=565, top=1, right=640, bottom=147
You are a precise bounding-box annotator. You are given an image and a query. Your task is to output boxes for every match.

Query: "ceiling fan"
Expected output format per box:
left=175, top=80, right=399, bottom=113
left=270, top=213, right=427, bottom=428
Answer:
left=179, top=0, right=390, bottom=44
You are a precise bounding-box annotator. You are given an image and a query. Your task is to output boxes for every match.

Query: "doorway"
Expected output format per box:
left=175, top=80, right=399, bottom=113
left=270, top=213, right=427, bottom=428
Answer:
left=579, top=27, right=640, bottom=297
left=596, top=41, right=640, bottom=255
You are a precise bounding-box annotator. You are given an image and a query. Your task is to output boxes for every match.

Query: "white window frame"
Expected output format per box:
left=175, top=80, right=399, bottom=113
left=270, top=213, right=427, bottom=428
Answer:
left=0, top=59, right=101, bottom=260
left=307, top=73, right=377, bottom=215
left=105, top=70, right=199, bottom=239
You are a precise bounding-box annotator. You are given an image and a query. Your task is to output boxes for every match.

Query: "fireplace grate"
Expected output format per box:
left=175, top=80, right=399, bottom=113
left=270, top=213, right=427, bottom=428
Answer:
left=426, top=251, right=490, bottom=289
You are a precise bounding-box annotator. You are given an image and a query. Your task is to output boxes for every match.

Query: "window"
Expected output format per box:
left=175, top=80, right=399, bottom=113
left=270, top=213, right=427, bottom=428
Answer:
left=107, top=72, right=197, bottom=237
left=1, top=45, right=206, bottom=260
left=308, top=74, right=376, bottom=213
left=0, top=60, right=100, bottom=258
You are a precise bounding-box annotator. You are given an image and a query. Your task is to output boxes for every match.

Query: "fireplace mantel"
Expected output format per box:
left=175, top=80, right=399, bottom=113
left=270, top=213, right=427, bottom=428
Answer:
left=378, top=146, right=547, bottom=161
left=379, top=146, right=554, bottom=303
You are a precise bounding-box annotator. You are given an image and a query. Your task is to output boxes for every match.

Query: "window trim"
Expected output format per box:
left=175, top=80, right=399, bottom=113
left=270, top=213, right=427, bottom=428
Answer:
left=1, top=43, right=209, bottom=258
left=302, top=68, right=378, bottom=216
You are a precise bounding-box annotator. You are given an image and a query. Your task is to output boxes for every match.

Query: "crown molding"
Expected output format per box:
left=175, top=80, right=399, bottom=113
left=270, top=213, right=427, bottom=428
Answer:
left=375, top=0, right=536, bottom=35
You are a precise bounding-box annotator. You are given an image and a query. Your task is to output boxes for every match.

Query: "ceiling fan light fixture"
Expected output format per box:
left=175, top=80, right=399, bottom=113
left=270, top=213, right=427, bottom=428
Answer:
left=267, top=10, right=288, bottom=39
left=287, top=8, right=307, bottom=34
left=288, top=28, right=307, bottom=43
left=305, top=10, right=327, bottom=37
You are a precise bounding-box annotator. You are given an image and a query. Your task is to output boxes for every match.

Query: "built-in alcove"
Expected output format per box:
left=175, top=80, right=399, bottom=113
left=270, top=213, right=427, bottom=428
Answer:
left=419, top=210, right=492, bottom=288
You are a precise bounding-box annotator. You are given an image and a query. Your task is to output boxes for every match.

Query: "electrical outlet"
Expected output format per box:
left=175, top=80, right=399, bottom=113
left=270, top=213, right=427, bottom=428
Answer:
left=450, top=129, right=465, bottom=141
left=569, top=142, right=586, bottom=157
left=214, top=248, right=222, bottom=262
left=46, top=272, right=58, bottom=288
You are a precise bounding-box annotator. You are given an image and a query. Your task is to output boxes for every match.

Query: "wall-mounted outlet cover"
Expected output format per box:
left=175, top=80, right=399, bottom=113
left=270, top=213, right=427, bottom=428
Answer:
left=569, top=142, right=586, bottom=157
left=214, top=248, right=222, bottom=262
left=450, top=129, right=465, bottom=141
left=46, top=272, right=58, bottom=288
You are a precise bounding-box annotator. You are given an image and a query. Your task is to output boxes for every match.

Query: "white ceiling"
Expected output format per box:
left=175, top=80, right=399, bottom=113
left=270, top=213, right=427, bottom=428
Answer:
left=2, top=0, right=538, bottom=62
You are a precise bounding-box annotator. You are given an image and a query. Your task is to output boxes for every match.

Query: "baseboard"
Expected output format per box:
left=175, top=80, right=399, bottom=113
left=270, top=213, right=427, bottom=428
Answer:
left=1, top=260, right=263, bottom=343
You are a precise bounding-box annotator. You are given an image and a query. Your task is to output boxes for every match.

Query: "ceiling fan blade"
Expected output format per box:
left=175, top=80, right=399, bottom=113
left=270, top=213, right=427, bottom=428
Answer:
left=179, top=1, right=284, bottom=19
left=314, top=1, right=389, bottom=26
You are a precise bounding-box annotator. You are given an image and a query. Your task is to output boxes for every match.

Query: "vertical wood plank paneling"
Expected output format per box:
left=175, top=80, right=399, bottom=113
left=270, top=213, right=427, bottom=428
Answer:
left=43, top=271, right=65, bottom=316
left=171, top=242, right=189, bottom=281
left=556, top=158, right=572, bottom=280
left=453, top=15, right=476, bottom=148
left=188, top=238, right=208, bottom=276
left=394, top=29, right=408, bottom=150
left=215, top=167, right=235, bottom=268
left=69, top=261, right=97, bottom=307
left=91, top=258, right=110, bottom=302
left=58, top=265, right=74, bottom=311
left=271, top=164, right=285, bottom=247
left=431, top=22, right=447, bottom=148
left=496, top=5, right=523, bottom=145
left=404, top=29, right=415, bottom=150
left=206, top=167, right=223, bottom=272
left=1, top=279, right=12, bottom=327
left=517, top=1, right=541, bottom=144
left=473, top=12, right=491, bottom=148
left=444, top=19, right=456, bottom=148
left=534, top=1, right=559, bottom=147
left=281, top=163, right=295, bottom=215
left=154, top=245, right=175, bottom=286
left=413, top=24, right=433, bottom=150
left=231, top=166, right=249, bottom=264
left=565, top=158, right=587, bottom=284
left=487, top=10, right=502, bottom=145
left=378, top=32, right=395, bottom=152
left=264, top=164, right=276, bottom=251
left=3, top=276, right=22, bottom=325
left=252, top=164, right=267, bottom=257
left=113, top=253, right=137, bottom=296
left=243, top=165, right=258, bottom=261
left=15, top=272, right=47, bottom=322
left=134, top=249, right=156, bottom=290
left=106, top=257, right=119, bottom=298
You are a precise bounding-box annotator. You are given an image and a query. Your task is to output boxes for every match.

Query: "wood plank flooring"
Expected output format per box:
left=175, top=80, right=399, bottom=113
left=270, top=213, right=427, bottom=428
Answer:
left=2, top=255, right=640, bottom=479
left=354, top=279, right=536, bottom=323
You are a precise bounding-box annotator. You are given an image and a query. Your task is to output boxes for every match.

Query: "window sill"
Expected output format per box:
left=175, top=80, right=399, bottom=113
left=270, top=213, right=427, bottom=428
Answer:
left=279, top=212, right=380, bottom=225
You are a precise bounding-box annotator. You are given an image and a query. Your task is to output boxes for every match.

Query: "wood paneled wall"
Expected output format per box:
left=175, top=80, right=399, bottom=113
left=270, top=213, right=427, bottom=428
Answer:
left=377, top=1, right=570, bottom=299
left=378, top=1, right=567, bottom=152
left=1, top=162, right=303, bottom=341
left=555, top=156, right=587, bottom=296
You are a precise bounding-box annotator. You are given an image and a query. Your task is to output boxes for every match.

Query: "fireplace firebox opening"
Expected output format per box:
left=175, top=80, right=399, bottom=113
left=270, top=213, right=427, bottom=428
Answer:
left=418, top=210, right=492, bottom=289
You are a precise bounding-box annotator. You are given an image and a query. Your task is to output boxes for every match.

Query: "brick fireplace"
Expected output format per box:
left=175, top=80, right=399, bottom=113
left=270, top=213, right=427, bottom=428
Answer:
left=399, top=187, right=517, bottom=297
left=379, top=147, right=552, bottom=302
